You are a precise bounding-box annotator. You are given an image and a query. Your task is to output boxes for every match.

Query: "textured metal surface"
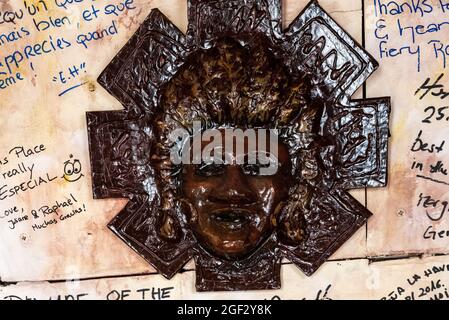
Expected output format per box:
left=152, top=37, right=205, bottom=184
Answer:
left=86, top=0, right=391, bottom=291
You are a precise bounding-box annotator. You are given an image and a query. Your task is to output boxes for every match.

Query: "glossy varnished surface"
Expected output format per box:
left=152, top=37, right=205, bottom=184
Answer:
left=86, top=0, right=390, bottom=291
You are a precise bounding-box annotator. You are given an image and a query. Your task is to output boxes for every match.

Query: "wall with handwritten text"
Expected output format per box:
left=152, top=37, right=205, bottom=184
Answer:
left=1, top=0, right=449, bottom=300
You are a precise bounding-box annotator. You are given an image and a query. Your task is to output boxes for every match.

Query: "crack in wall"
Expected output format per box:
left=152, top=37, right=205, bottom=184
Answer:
left=2, top=252, right=449, bottom=289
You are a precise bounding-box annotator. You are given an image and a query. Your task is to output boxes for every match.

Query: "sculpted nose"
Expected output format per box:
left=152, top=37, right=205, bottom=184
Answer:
left=208, top=166, right=257, bottom=205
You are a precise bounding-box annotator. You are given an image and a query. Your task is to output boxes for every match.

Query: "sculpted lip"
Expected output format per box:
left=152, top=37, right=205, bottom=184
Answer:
left=209, top=208, right=254, bottom=231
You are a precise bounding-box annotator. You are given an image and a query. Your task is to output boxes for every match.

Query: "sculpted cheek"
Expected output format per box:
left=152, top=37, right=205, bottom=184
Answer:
left=256, top=186, right=276, bottom=211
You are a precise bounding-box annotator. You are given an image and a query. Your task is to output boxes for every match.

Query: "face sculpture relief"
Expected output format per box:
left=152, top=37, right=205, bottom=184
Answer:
left=181, top=136, right=293, bottom=260
left=157, top=38, right=312, bottom=261
left=87, top=0, right=391, bottom=291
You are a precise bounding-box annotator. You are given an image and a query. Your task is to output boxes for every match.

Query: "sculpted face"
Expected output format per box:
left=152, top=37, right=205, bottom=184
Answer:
left=181, top=130, right=292, bottom=260
left=158, top=37, right=311, bottom=259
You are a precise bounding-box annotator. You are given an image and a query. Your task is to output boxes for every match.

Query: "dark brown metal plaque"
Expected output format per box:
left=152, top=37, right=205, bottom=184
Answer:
left=86, top=0, right=390, bottom=292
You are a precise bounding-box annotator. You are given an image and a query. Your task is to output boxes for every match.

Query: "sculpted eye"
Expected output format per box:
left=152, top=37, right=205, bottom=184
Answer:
left=242, top=163, right=260, bottom=176
left=195, top=163, right=225, bottom=177
left=242, top=152, right=277, bottom=176
left=242, top=162, right=273, bottom=176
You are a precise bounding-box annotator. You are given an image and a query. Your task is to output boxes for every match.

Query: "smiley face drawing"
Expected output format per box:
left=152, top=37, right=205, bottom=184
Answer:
left=63, top=155, right=84, bottom=182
